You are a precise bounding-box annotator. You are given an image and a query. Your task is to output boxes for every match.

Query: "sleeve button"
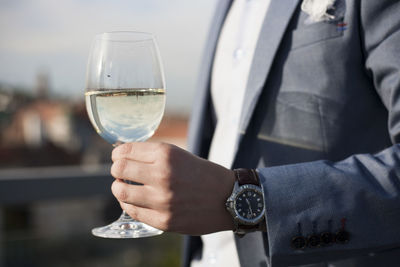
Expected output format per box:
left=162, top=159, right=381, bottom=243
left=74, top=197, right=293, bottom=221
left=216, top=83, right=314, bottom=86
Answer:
left=291, top=236, right=307, bottom=250
left=307, top=234, right=321, bottom=248
left=335, top=230, right=350, bottom=244
left=320, top=232, right=334, bottom=246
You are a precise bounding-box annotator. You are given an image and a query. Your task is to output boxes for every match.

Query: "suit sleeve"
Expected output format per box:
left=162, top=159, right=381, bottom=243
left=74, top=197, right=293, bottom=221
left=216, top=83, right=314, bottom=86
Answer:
left=258, top=1, right=400, bottom=266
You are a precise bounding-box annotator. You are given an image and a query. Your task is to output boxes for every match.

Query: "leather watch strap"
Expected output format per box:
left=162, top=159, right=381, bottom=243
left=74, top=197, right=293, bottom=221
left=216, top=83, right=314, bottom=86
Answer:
left=234, top=168, right=260, bottom=186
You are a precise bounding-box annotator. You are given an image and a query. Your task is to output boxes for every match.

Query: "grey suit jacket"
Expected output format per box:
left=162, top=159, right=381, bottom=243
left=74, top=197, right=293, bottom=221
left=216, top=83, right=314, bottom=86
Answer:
left=184, top=0, right=400, bottom=266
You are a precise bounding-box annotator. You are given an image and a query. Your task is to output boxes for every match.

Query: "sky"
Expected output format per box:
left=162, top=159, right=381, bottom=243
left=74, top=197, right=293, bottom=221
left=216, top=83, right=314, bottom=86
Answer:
left=0, top=0, right=216, bottom=114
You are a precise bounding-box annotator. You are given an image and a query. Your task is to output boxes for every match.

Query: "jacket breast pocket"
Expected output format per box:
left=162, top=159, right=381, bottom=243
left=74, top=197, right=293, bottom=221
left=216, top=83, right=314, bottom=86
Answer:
left=290, top=21, right=344, bottom=51
left=257, top=92, right=326, bottom=152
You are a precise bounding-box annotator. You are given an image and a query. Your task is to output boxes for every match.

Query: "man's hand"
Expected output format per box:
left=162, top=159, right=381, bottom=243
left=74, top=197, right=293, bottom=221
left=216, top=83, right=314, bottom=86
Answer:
left=110, top=142, right=235, bottom=235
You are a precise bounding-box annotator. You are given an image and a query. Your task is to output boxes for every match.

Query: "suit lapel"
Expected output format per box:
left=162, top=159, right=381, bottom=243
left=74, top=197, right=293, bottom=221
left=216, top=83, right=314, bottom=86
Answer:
left=239, top=0, right=301, bottom=133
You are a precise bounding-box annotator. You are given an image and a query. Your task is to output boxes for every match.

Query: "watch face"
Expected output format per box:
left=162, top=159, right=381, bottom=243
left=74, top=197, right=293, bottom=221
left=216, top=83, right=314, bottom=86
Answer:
left=234, top=186, right=264, bottom=223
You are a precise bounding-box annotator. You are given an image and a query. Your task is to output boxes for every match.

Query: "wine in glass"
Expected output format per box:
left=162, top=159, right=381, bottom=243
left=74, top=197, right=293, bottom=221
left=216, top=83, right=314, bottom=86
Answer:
left=85, top=31, right=166, bottom=238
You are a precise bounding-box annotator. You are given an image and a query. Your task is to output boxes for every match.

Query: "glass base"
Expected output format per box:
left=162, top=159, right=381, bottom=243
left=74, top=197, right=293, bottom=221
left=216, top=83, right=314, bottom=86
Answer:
left=92, top=213, right=163, bottom=238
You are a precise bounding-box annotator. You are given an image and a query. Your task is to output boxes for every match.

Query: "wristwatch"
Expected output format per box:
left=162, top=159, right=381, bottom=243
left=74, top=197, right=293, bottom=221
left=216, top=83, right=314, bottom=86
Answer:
left=225, top=168, right=266, bottom=236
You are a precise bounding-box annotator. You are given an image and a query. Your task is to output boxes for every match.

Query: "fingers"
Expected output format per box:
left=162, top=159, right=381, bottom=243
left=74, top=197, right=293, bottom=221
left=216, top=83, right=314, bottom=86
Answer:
left=112, top=179, right=169, bottom=210
left=112, top=142, right=163, bottom=163
left=111, top=157, right=156, bottom=185
left=119, top=201, right=170, bottom=231
left=111, top=179, right=151, bottom=208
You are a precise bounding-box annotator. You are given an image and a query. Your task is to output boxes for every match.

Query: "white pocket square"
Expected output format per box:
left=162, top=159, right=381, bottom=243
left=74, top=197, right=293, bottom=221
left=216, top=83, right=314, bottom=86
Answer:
left=301, top=0, right=336, bottom=24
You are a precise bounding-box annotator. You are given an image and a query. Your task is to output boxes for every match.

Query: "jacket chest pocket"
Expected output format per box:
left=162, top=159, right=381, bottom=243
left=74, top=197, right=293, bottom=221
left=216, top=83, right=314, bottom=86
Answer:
left=290, top=21, right=344, bottom=50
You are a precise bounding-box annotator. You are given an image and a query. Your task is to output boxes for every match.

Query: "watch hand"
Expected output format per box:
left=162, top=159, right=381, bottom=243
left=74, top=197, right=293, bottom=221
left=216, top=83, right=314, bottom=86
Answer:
left=246, top=199, right=253, bottom=214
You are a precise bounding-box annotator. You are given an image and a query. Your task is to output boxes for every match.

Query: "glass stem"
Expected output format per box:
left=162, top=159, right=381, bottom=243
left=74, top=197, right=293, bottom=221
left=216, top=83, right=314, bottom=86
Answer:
left=121, top=178, right=134, bottom=221
left=121, top=210, right=132, bottom=221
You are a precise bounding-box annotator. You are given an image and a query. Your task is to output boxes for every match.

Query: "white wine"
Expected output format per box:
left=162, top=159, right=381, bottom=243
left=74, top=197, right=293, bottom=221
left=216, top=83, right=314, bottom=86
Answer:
left=85, top=88, right=166, bottom=145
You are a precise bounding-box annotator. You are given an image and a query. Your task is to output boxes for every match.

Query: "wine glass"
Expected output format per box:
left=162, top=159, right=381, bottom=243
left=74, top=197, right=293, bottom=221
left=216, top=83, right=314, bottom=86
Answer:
left=84, top=31, right=166, bottom=238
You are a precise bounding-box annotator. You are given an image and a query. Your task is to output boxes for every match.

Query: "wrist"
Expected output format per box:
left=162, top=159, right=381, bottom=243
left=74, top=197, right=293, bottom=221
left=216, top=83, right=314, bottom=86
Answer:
left=218, top=169, right=236, bottom=231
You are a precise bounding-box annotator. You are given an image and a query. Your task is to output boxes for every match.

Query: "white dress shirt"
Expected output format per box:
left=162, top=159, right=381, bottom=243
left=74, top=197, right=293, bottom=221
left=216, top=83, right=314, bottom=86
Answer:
left=191, top=0, right=271, bottom=266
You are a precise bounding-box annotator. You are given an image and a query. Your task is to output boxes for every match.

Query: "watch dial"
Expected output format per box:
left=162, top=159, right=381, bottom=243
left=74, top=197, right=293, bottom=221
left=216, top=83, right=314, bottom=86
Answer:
left=235, top=189, right=264, bottom=221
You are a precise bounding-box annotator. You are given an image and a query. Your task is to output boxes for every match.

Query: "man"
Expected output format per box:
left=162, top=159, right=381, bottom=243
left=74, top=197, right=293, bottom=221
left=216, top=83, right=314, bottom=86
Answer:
left=110, top=0, right=400, bottom=266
